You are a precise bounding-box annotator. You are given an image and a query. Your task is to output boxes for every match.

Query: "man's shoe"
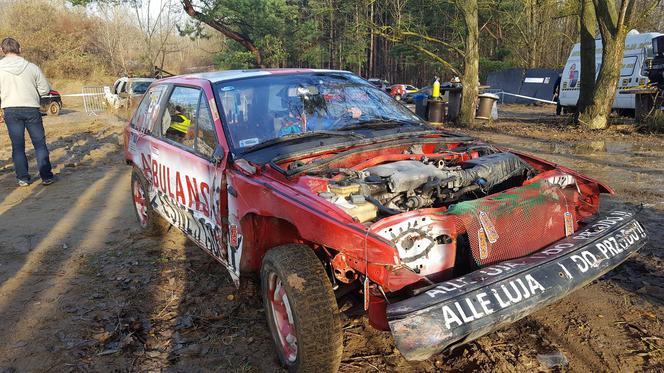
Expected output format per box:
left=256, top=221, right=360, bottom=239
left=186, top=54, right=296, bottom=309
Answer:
left=42, top=178, right=55, bottom=186
left=17, top=179, right=30, bottom=187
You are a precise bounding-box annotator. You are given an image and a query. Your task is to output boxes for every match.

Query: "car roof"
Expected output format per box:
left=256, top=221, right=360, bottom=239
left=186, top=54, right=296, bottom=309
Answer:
left=158, top=68, right=352, bottom=85
left=116, top=77, right=155, bottom=82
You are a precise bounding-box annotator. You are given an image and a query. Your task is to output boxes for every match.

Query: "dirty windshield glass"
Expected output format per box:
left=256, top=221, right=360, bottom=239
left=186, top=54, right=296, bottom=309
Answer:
left=132, top=81, right=152, bottom=94
left=213, top=73, right=423, bottom=150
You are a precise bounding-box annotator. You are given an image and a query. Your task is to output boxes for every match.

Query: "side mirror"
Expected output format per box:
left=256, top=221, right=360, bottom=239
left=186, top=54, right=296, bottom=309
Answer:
left=211, top=144, right=225, bottom=165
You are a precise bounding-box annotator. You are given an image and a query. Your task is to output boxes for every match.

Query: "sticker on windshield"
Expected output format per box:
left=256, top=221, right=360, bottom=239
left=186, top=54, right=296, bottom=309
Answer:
left=239, top=138, right=260, bottom=148
left=220, top=86, right=235, bottom=92
left=209, top=97, right=220, bottom=121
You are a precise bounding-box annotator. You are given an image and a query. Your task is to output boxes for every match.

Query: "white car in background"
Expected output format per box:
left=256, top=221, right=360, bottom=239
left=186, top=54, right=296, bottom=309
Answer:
left=106, top=77, right=155, bottom=109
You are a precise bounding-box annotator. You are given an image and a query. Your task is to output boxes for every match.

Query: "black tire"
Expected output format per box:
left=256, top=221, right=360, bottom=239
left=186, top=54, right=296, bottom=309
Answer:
left=47, top=102, right=60, bottom=116
left=131, top=168, right=168, bottom=236
left=261, top=245, right=343, bottom=373
left=395, top=94, right=402, bottom=101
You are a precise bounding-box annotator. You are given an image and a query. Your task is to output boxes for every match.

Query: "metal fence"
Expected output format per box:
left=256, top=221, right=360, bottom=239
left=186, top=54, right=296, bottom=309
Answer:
left=82, top=86, right=106, bottom=115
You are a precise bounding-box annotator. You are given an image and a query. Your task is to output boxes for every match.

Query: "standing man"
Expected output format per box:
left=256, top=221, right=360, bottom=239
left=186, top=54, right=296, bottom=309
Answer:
left=553, top=73, right=562, bottom=116
left=0, top=37, right=54, bottom=186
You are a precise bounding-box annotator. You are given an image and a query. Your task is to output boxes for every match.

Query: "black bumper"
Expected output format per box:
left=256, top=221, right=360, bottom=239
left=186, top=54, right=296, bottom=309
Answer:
left=387, top=210, right=647, bottom=361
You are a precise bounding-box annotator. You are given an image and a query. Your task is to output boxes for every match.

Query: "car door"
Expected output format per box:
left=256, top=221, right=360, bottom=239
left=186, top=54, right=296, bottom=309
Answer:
left=118, top=80, right=129, bottom=99
left=148, top=84, right=233, bottom=279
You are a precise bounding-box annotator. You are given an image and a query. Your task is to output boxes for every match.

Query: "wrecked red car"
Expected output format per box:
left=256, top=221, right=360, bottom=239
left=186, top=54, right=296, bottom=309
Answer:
left=124, top=69, right=647, bottom=372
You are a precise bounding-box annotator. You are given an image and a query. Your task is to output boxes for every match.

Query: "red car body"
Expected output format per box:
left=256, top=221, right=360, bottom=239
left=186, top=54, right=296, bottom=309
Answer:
left=124, top=69, right=647, bottom=369
left=389, top=84, right=407, bottom=99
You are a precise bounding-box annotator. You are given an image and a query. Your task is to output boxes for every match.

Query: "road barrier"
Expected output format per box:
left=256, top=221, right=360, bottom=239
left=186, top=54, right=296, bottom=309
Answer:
left=483, top=89, right=556, bottom=105
left=82, top=86, right=106, bottom=115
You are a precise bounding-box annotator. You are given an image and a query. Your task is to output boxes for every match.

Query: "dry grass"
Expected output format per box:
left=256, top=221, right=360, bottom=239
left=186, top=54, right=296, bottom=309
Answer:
left=637, top=110, right=664, bottom=134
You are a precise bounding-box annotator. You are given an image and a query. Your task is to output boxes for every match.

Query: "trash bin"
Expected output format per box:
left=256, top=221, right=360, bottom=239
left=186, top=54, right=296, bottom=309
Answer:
left=427, top=99, right=446, bottom=125
left=447, top=88, right=462, bottom=122
left=413, top=93, right=428, bottom=119
left=476, top=93, right=499, bottom=120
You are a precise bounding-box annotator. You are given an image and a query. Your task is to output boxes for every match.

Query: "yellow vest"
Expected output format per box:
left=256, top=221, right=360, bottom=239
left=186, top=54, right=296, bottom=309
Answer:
left=170, top=114, right=191, bottom=134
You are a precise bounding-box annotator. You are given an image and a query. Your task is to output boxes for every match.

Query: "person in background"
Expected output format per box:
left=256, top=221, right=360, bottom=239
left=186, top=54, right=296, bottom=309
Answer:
left=553, top=73, right=562, bottom=116
left=166, top=105, right=192, bottom=139
left=0, top=37, right=54, bottom=186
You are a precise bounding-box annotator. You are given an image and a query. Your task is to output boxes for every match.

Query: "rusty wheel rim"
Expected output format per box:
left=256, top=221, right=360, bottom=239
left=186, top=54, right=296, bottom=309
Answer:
left=133, top=179, right=148, bottom=228
left=268, top=272, right=298, bottom=363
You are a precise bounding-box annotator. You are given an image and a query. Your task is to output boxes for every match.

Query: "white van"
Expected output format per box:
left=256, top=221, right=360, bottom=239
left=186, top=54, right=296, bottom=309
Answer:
left=559, top=30, right=662, bottom=113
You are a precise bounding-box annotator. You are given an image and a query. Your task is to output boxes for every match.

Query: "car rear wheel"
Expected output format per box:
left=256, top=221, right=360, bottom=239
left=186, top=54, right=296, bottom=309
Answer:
left=395, top=94, right=402, bottom=101
left=47, top=102, right=60, bottom=116
left=131, top=168, right=167, bottom=236
left=261, top=245, right=343, bottom=373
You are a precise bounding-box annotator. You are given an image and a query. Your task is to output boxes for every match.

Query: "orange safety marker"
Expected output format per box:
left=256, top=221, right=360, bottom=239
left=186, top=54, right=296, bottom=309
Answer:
left=479, top=211, right=499, bottom=243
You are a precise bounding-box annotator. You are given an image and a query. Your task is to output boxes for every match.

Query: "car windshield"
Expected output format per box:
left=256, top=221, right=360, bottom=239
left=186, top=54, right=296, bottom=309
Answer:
left=213, top=72, right=424, bottom=151
left=132, top=81, right=152, bottom=94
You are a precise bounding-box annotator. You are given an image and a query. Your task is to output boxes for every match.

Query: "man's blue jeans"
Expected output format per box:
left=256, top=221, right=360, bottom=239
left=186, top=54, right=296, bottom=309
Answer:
left=3, top=107, right=54, bottom=182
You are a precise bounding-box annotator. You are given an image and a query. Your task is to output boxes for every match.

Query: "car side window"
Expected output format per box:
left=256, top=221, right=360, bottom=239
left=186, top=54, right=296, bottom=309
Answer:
left=161, top=86, right=200, bottom=149
left=130, top=85, right=168, bottom=134
left=195, top=95, right=218, bottom=158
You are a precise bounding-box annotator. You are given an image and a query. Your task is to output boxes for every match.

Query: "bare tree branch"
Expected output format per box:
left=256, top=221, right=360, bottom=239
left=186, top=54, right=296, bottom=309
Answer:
left=181, top=0, right=263, bottom=67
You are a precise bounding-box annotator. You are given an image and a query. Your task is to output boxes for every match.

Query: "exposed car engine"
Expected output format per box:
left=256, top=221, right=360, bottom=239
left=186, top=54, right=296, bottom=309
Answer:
left=317, top=149, right=536, bottom=223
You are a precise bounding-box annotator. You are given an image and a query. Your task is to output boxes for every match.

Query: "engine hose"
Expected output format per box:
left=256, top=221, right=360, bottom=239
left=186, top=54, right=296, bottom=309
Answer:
left=443, top=184, right=480, bottom=202
left=366, top=196, right=402, bottom=216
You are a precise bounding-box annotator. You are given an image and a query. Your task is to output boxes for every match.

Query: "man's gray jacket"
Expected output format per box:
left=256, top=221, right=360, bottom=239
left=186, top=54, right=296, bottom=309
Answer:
left=0, top=55, right=50, bottom=109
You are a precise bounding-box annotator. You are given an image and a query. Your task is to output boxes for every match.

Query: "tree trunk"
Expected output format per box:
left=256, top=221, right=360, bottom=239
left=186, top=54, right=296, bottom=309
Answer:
left=577, top=0, right=597, bottom=113
left=457, top=0, right=479, bottom=126
left=578, top=34, right=625, bottom=129
left=578, top=0, right=634, bottom=129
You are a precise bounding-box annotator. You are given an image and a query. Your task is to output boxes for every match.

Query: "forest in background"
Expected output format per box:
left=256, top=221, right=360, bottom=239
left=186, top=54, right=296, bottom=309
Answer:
left=0, top=0, right=663, bottom=86
left=0, top=0, right=223, bottom=80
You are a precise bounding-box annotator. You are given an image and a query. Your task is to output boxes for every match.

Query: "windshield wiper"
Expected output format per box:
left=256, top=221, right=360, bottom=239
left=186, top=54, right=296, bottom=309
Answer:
left=337, top=118, right=421, bottom=131
left=241, top=130, right=365, bottom=153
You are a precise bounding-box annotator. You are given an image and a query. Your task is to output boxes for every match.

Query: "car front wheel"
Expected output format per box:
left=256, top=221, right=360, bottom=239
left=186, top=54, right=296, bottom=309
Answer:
left=261, top=244, right=343, bottom=373
left=131, top=168, right=167, bottom=236
left=47, top=102, right=60, bottom=116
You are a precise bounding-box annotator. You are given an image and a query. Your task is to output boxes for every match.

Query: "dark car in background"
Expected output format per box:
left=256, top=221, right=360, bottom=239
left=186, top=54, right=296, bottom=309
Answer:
left=40, top=90, right=63, bottom=116
left=0, top=90, right=63, bottom=123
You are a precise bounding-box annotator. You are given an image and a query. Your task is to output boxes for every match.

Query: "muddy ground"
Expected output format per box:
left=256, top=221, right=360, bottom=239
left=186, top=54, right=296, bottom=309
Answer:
left=0, top=103, right=663, bottom=372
